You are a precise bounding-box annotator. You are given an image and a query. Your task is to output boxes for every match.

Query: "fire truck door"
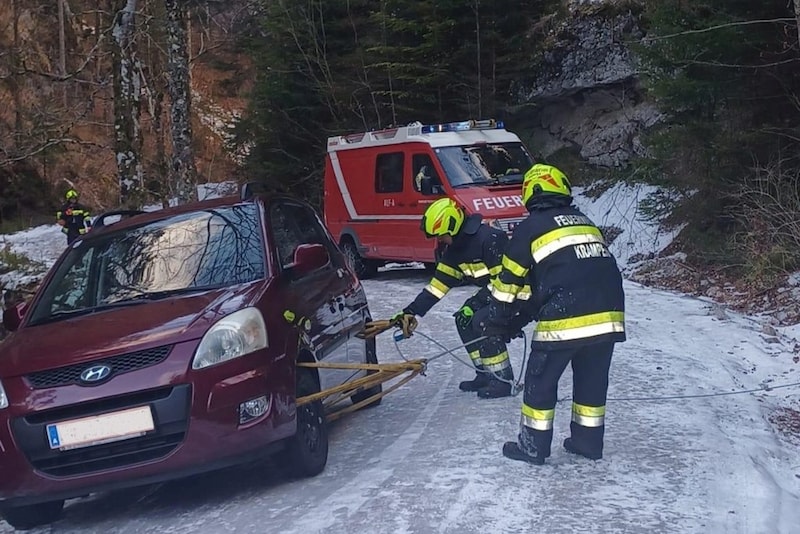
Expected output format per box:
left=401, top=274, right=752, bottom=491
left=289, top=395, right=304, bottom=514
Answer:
left=410, top=153, right=445, bottom=262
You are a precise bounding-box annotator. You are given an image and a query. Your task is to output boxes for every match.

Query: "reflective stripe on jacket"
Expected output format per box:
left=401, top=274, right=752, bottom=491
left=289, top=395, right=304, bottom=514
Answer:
left=407, top=215, right=509, bottom=317
left=57, top=202, right=92, bottom=235
left=490, top=202, right=625, bottom=350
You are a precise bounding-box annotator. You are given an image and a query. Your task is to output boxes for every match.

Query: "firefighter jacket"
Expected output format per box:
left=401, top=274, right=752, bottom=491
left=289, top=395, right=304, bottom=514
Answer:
left=406, top=215, right=507, bottom=317
left=56, top=201, right=92, bottom=237
left=489, top=195, right=625, bottom=350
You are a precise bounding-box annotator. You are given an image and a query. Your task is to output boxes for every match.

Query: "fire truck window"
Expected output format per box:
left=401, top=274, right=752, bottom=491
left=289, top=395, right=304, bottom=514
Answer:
left=412, top=154, right=443, bottom=196
left=375, top=152, right=404, bottom=193
left=269, top=202, right=340, bottom=270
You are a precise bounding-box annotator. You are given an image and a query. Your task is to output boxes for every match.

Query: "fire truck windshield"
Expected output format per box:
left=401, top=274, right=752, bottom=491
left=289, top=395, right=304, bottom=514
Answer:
left=434, top=143, right=533, bottom=188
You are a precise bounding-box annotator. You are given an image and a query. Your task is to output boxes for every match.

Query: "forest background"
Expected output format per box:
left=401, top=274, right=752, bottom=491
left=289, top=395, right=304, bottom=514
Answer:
left=1, top=0, right=800, bottom=297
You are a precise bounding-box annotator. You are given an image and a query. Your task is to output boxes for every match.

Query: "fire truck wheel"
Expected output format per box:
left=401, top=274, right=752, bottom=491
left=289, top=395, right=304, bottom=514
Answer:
left=340, top=239, right=378, bottom=279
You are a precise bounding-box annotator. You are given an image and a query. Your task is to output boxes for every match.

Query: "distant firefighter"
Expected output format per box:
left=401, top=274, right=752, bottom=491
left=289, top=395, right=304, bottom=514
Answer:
left=56, top=189, right=92, bottom=244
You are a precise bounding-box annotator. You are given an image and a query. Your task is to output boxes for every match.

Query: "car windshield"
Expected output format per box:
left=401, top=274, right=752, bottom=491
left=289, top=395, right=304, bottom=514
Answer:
left=434, top=142, right=533, bottom=188
left=27, top=204, right=266, bottom=326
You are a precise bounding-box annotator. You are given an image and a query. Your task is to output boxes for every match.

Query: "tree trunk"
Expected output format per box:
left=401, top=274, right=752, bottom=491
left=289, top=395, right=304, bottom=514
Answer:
left=111, top=0, right=144, bottom=207
left=58, top=0, right=67, bottom=105
left=164, top=0, right=198, bottom=204
left=794, top=1, right=800, bottom=51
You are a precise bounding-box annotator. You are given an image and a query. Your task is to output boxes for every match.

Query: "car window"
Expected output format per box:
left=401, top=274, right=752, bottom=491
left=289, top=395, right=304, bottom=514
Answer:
left=412, top=154, right=443, bottom=196
left=375, top=152, right=404, bottom=193
left=269, top=201, right=341, bottom=271
left=27, top=204, right=266, bottom=324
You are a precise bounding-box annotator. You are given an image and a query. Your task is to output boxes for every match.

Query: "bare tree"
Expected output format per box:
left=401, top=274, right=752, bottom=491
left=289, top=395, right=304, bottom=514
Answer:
left=164, top=0, right=197, bottom=203
left=111, top=0, right=144, bottom=207
left=794, top=0, right=800, bottom=49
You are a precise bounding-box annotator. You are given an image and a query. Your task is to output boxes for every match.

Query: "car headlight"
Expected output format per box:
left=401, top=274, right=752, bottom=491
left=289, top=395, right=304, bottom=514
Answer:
left=192, top=307, right=268, bottom=370
left=0, top=381, right=8, bottom=409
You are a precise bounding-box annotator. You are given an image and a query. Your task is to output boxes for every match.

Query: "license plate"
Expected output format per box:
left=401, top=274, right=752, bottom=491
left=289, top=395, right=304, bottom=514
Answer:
left=46, top=406, right=155, bottom=451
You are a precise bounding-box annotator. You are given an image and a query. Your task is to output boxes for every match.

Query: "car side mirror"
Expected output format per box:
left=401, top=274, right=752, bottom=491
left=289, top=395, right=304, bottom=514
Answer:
left=287, top=243, right=330, bottom=277
left=420, top=176, right=433, bottom=195
left=3, top=301, right=28, bottom=332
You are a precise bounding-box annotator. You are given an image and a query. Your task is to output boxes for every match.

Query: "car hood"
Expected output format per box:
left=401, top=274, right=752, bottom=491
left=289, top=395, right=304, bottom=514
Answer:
left=0, top=282, right=265, bottom=377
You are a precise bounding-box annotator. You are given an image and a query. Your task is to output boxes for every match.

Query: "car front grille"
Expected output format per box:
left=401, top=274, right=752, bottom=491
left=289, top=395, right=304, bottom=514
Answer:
left=25, top=345, right=172, bottom=389
left=12, top=385, right=191, bottom=477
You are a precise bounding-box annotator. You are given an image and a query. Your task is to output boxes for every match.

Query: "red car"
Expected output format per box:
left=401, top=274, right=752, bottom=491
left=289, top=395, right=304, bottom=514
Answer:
left=0, top=187, right=381, bottom=530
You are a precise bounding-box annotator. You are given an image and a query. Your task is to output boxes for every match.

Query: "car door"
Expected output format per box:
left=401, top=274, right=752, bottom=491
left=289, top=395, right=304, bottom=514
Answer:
left=267, top=199, right=354, bottom=396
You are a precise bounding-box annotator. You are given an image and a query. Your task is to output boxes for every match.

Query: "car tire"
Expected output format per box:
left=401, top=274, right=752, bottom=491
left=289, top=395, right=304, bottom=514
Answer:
left=281, top=369, right=328, bottom=478
left=340, top=238, right=378, bottom=279
left=1, top=499, right=65, bottom=530
left=350, top=337, right=382, bottom=408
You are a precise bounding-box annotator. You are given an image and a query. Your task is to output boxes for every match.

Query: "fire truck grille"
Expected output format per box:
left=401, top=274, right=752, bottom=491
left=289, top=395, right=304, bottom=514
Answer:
left=497, top=217, right=525, bottom=235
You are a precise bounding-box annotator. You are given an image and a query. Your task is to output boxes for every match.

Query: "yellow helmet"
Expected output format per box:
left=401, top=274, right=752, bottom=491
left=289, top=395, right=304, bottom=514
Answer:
left=521, top=164, right=571, bottom=205
left=65, top=189, right=79, bottom=200
left=420, top=198, right=465, bottom=238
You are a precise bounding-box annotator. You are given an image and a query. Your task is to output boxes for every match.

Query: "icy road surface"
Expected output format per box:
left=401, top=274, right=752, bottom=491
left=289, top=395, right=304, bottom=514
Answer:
left=3, top=270, right=800, bottom=534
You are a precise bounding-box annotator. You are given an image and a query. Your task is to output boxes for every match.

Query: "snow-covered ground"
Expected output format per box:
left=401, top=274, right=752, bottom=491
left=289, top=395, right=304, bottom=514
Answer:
left=0, top=184, right=798, bottom=533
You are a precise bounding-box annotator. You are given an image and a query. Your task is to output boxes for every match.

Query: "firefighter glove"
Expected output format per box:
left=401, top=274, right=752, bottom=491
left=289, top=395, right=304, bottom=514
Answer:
left=453, top=305, right=474, bottom=330
left=477, top=317, right=523, bottom=344
left=390, top=309, right=418, bottom=339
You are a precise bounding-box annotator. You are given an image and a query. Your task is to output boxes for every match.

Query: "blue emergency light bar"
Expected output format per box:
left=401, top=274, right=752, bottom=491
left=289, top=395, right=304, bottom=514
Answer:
left=421, top=119, right=505, bottom=134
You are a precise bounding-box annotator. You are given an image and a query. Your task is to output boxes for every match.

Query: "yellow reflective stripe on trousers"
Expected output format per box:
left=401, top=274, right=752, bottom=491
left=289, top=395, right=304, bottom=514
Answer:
left=572, top=403, right=605, bottom=427
left=501, top=254, right=529, bottom=277
left=424, top=278, right=450, bottom=299
left=481, top=351, right=510, bottom=372
left=531, top=226, right=605, bottom=263
left=469, top=350, right=482, bottom=364
left=459, top=261, right=490, bottom=279
left=534, top=311, right=625, bottom=342
left=436, top=263, right=463, bottom=280
left=521, top=404, right=555, bottom=431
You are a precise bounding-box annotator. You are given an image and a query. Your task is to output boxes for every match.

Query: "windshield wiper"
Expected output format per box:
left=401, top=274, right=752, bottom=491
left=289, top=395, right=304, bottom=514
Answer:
left=451, top=182, right=487, bottom=189
left=28, top=300, right=143, bottom=326
left=28, top=285, right=226, bottom=327
left=114, top=284, right=226, bottom=304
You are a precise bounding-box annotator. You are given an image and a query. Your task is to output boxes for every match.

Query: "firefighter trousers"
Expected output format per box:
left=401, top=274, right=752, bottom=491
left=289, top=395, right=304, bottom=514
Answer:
left=519, top=342, right=614, bottom=457
left=455, top=295, right=513, bottom=383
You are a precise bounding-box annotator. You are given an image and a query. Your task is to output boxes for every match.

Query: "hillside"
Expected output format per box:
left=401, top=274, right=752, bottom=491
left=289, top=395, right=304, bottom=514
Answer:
left=0, top=1, right=253, bottom=216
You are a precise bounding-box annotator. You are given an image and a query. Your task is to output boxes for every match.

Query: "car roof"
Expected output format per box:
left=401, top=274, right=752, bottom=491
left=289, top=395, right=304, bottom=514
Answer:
left=89, top=189, right=307, bottom=236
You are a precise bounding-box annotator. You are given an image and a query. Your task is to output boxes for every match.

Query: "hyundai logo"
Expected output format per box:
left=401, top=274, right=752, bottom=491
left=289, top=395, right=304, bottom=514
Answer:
left=80, top=364, right=112, bottom=384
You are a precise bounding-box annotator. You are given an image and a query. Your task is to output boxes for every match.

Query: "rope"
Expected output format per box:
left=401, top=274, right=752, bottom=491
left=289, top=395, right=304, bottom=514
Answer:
left=393, top=329, right=527, bottom=395
left=391, top=328, right=800, bottom=402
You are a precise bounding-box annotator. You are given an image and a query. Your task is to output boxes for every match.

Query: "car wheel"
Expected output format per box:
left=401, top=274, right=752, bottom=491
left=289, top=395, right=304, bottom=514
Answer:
left=340, top=238, right=378, bottom=279
left=282, top=369, right=328, bottom=478
left=1, top=500, right=65, bottom=530
left=350, top=336, right=382, bottom=408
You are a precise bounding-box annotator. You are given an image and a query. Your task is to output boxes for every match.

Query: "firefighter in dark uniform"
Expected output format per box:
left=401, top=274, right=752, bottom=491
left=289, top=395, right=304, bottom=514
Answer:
left=479, top=164, right=626, bottom=464
left=56, top=189, right=92, bottom=244
left=394, top=197, right=517, bottom=398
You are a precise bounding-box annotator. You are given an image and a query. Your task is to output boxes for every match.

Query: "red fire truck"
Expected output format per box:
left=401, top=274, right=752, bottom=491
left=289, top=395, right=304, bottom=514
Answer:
left=323, top=119, right=534, bottom=278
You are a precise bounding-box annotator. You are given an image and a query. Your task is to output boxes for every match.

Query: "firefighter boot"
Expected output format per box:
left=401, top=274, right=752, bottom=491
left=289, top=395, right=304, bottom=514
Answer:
left=476, top=366, right=514, bottom=399
left=459, top=370, right=490, bottom=392
left=476, top=379, right=511, bottom=399
left=502, top=427, right=548, bottom=465
left=563, top=438, right=602, bottom=460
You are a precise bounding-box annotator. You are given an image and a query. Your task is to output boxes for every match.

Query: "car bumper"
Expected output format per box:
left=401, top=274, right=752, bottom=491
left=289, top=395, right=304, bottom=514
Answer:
left=0, top=349, right=296, bottom=506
